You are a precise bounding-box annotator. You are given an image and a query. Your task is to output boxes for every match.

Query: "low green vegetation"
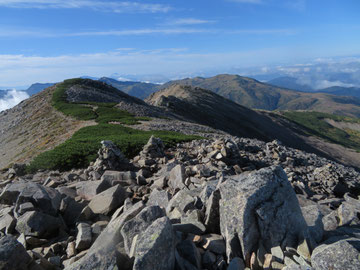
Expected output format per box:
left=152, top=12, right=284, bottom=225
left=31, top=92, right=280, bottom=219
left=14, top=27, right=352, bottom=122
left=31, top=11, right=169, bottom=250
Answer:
left=282, top=111, right=360, bottom=151
left=27, top=79, right=201, bottom=172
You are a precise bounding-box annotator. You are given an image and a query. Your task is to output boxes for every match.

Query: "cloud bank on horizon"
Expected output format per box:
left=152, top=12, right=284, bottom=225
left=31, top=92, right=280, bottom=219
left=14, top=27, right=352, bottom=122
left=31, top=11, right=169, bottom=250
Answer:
left=0, top=89, right=29, bottom=112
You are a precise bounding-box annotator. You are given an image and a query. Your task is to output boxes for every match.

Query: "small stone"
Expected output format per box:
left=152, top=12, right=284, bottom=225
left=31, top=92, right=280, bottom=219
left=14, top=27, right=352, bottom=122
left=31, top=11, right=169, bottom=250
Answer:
left=271, top=246, right=284, bottom=263
left=66, top=241, right=76, bottom=258
left=202, top=234, right=226, bottom=255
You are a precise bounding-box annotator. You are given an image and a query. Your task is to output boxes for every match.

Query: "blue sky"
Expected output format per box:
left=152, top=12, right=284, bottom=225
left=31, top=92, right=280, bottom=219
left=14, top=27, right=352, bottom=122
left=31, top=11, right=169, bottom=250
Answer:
left=0, top=0, right=359, bottom=86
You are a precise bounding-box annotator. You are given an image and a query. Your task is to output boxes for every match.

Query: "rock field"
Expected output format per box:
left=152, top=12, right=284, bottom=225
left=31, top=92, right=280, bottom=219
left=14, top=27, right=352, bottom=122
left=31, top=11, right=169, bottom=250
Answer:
left=1, top=134, right=360, bottom=270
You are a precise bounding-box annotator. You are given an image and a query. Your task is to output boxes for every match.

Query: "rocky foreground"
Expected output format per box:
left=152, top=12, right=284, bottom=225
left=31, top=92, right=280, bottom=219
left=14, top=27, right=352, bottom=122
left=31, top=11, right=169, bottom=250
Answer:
left=1, top=135, right=360, bottom=270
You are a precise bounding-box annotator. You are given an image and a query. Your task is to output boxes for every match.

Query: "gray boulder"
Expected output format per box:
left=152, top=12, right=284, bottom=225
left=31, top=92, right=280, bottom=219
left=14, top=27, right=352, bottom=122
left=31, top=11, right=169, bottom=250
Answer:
left=133, top=216, right=175, bottom=270
left=147, top=189, right=171, bottom=209
left=88, top=184, right=126, bottom=215
left=75, top=223, right=92, bottom=251
left=168, top=165, right=186, bottom=191
left=311, top=238, right=360, bottom=270
left=65, top=201, right=145, bottom=270
left=15, top=211, right=62, bottom=238
left=121, top=205, right=165, bottom=255
left=0, top=182, right=61, bottom=217
left=301, top=205, right=325, bottom=244
left=76, top=180, right=111, bottom=200
left=0, top=235, right=32, bottom=270
left=219, top=166, right=308, bottom=262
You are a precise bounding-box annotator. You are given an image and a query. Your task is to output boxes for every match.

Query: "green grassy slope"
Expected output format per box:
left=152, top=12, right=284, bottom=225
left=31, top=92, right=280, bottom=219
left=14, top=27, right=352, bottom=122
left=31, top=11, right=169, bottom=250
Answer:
left=282, top=111, right=360, bottom=152
left=27, top=79, right=200, bottom=172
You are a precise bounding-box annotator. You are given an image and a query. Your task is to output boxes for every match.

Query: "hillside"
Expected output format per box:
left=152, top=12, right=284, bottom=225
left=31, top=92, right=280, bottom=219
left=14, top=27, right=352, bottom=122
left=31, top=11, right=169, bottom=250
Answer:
left=99, top=77, right=160, bottom=99
left=164, top=74, right=360, bottom=118
left=0, top=85, right=95, bottom=169
left=147, top=84, right=360, bottom=169
left=0, top=78, right=200, bottom=171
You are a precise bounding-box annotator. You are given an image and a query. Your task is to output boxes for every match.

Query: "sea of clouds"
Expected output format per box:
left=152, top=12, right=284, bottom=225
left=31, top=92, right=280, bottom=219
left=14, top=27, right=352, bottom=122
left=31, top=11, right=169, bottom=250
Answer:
left=0, top=89, right=29, bottom=112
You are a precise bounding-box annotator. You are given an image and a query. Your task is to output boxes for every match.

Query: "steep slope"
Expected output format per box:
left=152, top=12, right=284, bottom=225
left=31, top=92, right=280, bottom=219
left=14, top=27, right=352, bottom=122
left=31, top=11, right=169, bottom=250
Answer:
left=99, top=77, right=160, bottom=99
left=0, top=85, right=95, bottom=169
left=164, top=74, right=360, bottom=118
left=147, top=84, right=360, bottom=169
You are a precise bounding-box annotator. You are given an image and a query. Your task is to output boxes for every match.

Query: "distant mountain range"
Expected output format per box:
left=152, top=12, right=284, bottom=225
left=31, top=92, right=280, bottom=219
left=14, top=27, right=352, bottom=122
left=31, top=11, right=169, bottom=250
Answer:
left=3, top=75, right=360, bottom=119
left=25, top=83, right=55, bottom=96
left=267, top=76, right=360, bottom=98
left=98, top=77, right=161, bottom=99
left=164, top=74, right=360, bottom=118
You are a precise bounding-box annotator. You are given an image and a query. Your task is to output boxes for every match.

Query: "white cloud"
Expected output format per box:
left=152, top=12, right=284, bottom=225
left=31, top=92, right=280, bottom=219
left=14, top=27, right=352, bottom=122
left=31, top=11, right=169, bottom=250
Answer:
left=0, top=47, right=291, bottom=86
left=0, top=27, right=297, bottom=38
left=0, top=89, right=29, bottom=112
left=314, top=80, right=355, bottom=90
left=165, top=18, right=216, bottom=25
left=0, top=0, right=171, bottom=13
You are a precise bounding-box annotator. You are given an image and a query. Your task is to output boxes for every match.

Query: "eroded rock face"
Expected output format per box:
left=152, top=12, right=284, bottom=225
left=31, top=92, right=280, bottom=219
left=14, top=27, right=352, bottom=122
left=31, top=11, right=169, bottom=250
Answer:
left=219, top=166, right=308, bottom=262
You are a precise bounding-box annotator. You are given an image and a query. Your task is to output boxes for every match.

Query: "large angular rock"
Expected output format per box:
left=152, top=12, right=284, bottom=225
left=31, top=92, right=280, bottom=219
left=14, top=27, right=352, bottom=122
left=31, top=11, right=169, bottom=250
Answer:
left=15, top=210, right=62, bottom=238
left=311, top=238, right=360, bottom=270
left=147, top=189, right=171, bottom=209
left=301, top=205, right=325, bottom=244
left=76, top=180, right=111, bottom=200
left=0, top=236, right=32, bottom=270
left=88, top=184, right=126, bottom=215
left=168, top=165, right=186, bottom=191
left=219, top=166, right=308, bottom=262
left=0, top=213, right=15, bottom=234
left=76, top=223, right=92, bottom=251
left=0, top=182, right=61, bottom=216
left=65, top=201, right=145, bottom=270
left=133, top=216, right=175, bottom=270
left=0, top=182, right=28, bottom=205
left=121, top=205, right=165, bottom=255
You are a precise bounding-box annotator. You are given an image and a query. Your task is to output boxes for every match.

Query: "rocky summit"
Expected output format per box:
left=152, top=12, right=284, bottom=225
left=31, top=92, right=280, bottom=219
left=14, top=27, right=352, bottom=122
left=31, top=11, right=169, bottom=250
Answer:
left=1, top=132, right=360, bottom=270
